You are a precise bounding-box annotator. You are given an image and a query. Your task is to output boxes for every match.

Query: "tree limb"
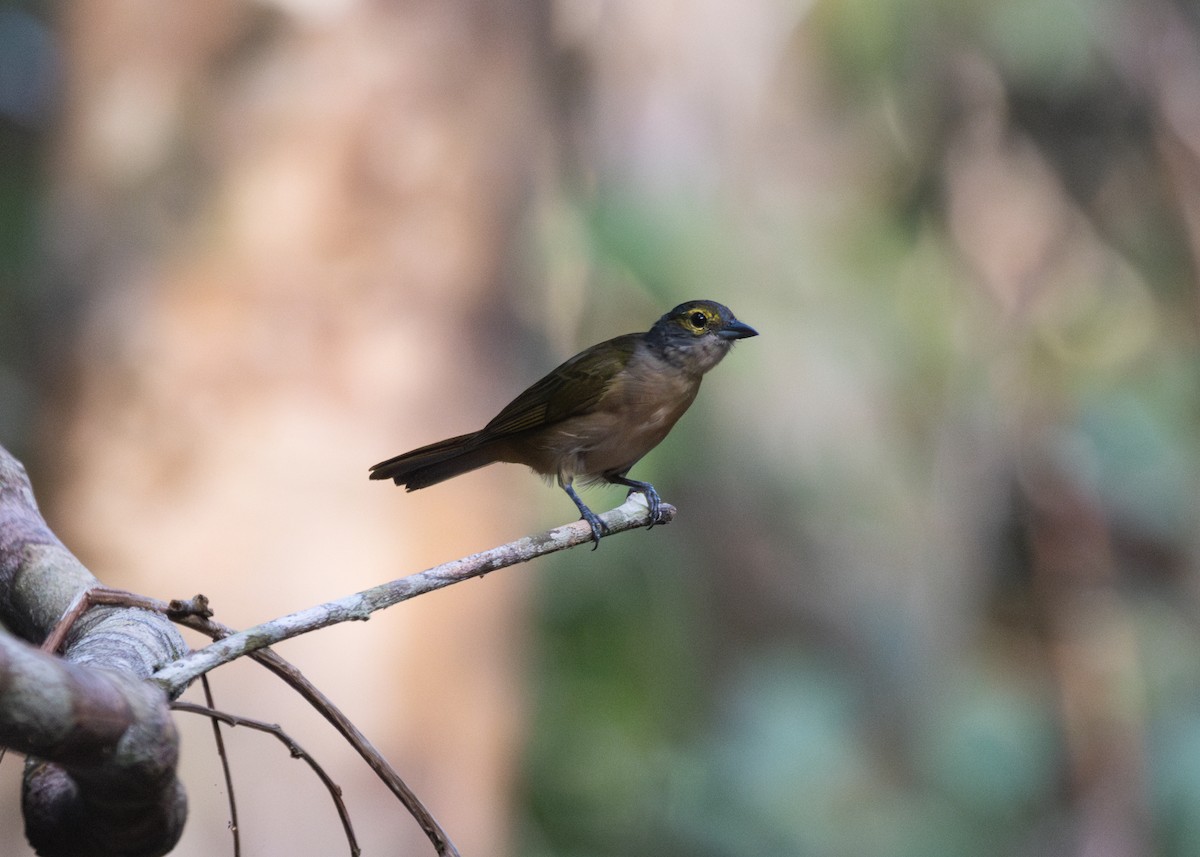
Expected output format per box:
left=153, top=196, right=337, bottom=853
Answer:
left=151, top=495, right=674, bottom=696
left=0, top=444, right=189, bottom=857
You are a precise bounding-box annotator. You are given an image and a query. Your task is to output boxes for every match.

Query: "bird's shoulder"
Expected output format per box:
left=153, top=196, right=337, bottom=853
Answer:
left=480, top=333, right=642, bottom=436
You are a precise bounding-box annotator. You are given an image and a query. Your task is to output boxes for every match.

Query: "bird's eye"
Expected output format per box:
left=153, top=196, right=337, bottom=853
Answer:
left=689, top=311, right=709, bottom=329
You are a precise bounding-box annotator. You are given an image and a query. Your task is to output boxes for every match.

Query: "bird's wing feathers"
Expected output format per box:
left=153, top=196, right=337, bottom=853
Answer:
left=480, top=334, right=638, bottom=438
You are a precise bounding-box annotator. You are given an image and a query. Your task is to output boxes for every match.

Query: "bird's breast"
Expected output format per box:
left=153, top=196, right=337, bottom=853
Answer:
left=537, top=352, right=703, bottom=480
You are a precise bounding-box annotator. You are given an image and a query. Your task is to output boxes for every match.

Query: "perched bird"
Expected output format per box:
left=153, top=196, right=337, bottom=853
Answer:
left=370, top=299, right=758, bottom=546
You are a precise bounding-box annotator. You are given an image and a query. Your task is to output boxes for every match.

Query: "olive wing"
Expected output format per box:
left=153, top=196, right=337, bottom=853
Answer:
left=479, top=334, right=638, bottom=438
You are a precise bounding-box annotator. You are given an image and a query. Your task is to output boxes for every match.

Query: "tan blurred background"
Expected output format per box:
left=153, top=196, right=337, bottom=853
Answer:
left=3, top=0, right=1200, bottom=855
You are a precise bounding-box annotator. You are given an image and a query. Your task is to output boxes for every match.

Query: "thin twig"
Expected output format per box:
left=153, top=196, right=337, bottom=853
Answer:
left=200, top=674, right=241, bottom=857
left=41, top=587, right=97, bottom=654
left=40, top=586, right=209, bottom=654
left=152, top=495, right=673, bottom=694
left=237, top=646, right=453, bottom=857
left=173, top=701, right=360, bottom=857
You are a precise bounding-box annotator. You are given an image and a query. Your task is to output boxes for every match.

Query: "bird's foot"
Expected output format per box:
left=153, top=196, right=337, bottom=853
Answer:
left=561, top=479, right=610, bottom=549
left=580, top=507, right=610, bottom=550
left=627, top=485, right=663, bottom=528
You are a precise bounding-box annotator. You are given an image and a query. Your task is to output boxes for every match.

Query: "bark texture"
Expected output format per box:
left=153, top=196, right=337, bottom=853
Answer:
left=0, top=445, right=188, bottom=857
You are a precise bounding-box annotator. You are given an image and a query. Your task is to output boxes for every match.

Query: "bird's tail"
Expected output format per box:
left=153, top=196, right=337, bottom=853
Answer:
left=369, top=432, right=500, bottom=490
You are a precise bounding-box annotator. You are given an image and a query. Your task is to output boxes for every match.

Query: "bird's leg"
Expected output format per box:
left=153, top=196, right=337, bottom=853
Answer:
left=605, top=475, right=663, bottom=526
left=559, top=475, right=608, bottom=549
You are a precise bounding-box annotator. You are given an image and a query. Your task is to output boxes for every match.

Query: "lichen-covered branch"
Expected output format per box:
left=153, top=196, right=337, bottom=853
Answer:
left=151, top=496, right=674, bottom=695
left=0, top=445, right=189, bottom=857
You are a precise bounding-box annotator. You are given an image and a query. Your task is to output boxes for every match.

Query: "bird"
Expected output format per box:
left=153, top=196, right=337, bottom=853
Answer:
left=370, top=299, right=758, bottom=547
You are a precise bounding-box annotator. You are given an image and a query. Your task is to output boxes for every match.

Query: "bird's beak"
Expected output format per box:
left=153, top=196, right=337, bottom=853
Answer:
left=718, top=319, right=759, bottom=340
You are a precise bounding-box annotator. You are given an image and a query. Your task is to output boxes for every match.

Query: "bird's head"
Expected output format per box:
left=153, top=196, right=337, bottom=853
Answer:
left=647, top=300, right=758, bottom=374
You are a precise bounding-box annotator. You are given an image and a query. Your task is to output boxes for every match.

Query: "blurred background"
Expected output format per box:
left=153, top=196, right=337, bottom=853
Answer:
left=2, top=0, right=1200, bottom=855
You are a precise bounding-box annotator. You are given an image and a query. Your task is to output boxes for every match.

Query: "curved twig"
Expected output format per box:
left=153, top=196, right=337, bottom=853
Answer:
left=172, top=700, right=360, bottom=857
left=236, top=646, right=455, bottom=857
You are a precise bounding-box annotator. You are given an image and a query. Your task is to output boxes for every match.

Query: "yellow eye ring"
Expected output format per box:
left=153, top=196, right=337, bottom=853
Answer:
left=688, top=311, right=709, bottom=329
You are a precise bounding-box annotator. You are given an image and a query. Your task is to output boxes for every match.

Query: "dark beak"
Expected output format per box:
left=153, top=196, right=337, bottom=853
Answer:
left=718, top=319, right=759, bottom=340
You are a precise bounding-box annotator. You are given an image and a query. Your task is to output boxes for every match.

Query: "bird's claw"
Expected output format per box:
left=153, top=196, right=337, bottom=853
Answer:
left=581, top=508, right=609, bottom=550
left=628, top=485, right=663, bottom=528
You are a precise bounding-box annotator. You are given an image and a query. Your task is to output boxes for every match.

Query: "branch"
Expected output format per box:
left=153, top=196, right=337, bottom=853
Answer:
left=173, top=700, right=360, bottom=856
left=239, top=646, right=460, bottom=856
left=0, top=444, right=190, bottom=857
left=42, top=588, right=464, bottom=856
left=152, top=495, right=674, bottom=695
left=197, top=676, right=242, bottom=857
left=0, top=632, right=186, bottom=857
